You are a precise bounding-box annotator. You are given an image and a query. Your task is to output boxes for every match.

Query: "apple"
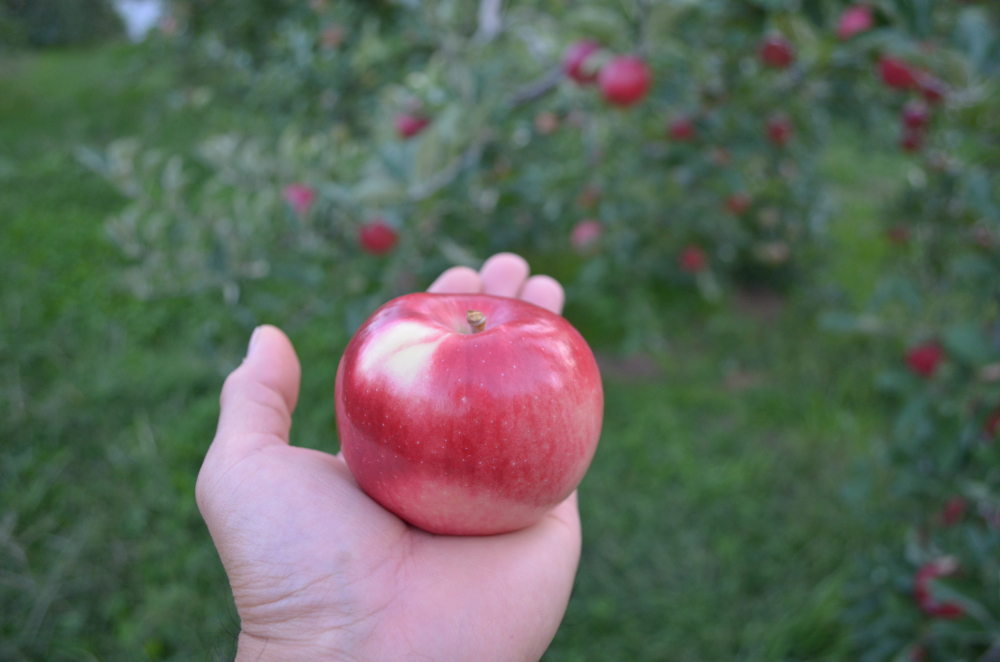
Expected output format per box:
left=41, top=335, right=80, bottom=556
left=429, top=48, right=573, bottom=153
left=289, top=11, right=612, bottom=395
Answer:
left=758, top=35, right=795, bottom=69
left=563, top=40, right=602, bottom=85
left=940, top=496, right=966, bottom=527
left=837, top=5, right=874, bottom=41
left=906, top=342, right=943, bottom=377
left=282, top=183, right=317, bottom=218
left=878, top=56, right=917, bottom=90
left=359, top=220, right=398, bottom=255
left=913, top=558, right=964, bottom=619
left=766, top=113, right=794, bottom=146
left=726, top=193, right=752, bottom=215
left=335, top=293, right=604, bottom=535
left=395, top=114, right=431, bottom=139
left=570, top=219, right=603, bottom=252
left=984, top=409, right=1000, bottom=439
left=900, top=127, right=923, bottom=153
left=598, top=56, right=651, bottom=107
left=668, top=116, right=696, bottom=142
left=916, top=71, right=947, bottom=104
left=679, top=245, right=708, bottom=273
left=902, top=100, right=930, bottom=129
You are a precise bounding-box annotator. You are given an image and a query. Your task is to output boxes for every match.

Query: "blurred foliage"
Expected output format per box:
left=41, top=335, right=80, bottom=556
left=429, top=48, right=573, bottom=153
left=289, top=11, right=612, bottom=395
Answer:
left=816, top=3, right=1000, bottom=659
left=142, top=1, right=1000, bottom=659
left=4, top=0, right=1000, bottom=659
left=0, top=47, right=904, bottom=659
left=1, top=0, right=122, bottom=47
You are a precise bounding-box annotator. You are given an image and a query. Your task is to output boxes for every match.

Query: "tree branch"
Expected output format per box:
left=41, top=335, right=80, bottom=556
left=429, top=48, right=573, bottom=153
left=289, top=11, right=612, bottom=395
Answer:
left=408, top=133, right=491, bottom=202
left=506, top=66, right=564, bottom=108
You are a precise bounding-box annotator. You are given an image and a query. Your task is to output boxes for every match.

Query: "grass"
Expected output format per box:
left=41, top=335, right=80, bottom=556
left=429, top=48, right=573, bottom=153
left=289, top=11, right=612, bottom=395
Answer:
left=1, top=45, right=904, bottom=661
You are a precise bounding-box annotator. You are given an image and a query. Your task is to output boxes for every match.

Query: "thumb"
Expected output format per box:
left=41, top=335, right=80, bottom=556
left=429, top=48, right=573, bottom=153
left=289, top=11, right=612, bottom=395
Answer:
left=206, top=325, right=301, bottom=470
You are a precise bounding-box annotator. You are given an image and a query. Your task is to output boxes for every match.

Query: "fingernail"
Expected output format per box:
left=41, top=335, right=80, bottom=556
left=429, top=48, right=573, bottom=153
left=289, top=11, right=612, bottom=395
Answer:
left=247, top=326, right=262, bottom=358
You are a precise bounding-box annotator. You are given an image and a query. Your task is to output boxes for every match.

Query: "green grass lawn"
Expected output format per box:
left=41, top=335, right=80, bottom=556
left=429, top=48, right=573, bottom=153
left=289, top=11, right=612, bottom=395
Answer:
left=2, top=46, right=903, bottom=661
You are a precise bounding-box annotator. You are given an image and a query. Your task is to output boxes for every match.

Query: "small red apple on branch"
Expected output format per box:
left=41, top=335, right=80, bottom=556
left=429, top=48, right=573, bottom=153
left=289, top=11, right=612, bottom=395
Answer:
left=336, top=292, right=604, bottom=535
left=668, top=116, right=696, bottom=142
left=563, top=40, right=602, bottom=85
left=759, top=35, right=795, bottom=69
left=359, top=219, right=399, bottom=255
left=395, top=113, right=431, bottom=139
left=599, top=55, right=651, bottom=107
left=837, top=5, right=874, bottom=41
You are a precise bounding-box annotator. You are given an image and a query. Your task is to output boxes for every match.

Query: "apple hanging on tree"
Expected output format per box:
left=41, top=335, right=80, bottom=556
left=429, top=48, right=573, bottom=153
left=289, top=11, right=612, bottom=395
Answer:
left=902, top=100, right=930, bottom=129
left=837, top=5, right=874, bottom=41
left=726, top=193, right=752, bottom=216
left=598, top=55, right=651, bottom=107
left=878, top=56, right=917, bottom=90
left=335, top=293, right=604, bottom=535
left=563, top=40, right=601, bottom=85
left=668, top=116, right=696, bottom=142
left=395, top=113, right=431, bottom=139
left=766, top=113, right=794, bottom=146
left=359, top=220, right=399, bottom=255
left=758, top=35, right=795, bottom=69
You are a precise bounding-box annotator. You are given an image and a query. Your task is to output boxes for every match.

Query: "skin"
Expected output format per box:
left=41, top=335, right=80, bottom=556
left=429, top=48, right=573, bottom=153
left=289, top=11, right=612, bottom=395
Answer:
left=196, top=253, right=580, bottom=661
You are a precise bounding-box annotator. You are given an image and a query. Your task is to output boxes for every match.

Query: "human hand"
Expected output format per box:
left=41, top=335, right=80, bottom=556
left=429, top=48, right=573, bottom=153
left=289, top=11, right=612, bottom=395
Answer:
left=196, top=253, right=581, bottom=661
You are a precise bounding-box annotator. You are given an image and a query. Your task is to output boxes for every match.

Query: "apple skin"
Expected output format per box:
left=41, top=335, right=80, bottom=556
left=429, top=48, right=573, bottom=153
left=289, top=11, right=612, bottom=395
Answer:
left=335, top=293, right=604, bottom=536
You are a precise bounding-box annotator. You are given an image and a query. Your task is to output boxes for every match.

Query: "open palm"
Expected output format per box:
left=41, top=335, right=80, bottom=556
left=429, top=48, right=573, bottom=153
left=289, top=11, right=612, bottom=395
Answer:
left=196, top=254, right=582, bottom=661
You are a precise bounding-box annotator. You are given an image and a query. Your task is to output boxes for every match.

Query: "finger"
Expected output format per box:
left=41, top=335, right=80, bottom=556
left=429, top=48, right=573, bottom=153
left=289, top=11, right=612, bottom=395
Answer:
left=519, top=275, right=565, bottom=315
left=480, top=252, right=530, bottom=298
left=213, top=325, right=301, bottom=459
left=427, top=266, right=483, bottom=294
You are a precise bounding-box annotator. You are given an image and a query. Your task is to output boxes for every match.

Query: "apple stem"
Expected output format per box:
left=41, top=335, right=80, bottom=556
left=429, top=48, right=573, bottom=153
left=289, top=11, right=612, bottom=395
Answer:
left=467, top=310, right=486, bottom=334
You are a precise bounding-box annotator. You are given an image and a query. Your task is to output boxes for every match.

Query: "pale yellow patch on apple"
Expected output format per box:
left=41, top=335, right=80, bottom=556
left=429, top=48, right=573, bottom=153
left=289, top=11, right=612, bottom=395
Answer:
left=358, top=321, right=445, bottom=388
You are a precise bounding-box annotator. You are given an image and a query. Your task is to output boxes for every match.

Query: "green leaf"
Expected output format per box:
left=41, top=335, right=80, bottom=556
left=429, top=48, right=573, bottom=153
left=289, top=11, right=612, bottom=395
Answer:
left=955, top=8, right=997, bottom=76
left=944, top=323, right=997, bottom=366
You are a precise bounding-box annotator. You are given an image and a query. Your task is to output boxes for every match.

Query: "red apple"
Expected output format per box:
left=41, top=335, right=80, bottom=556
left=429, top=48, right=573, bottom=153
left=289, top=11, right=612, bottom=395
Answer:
left=940, top=496, right=967, bottom=527
left=679, top=245, right=708, bottom=273
left=916, top=71, right=947, bottom=104
left=395, top=114, right=431, bottom=139
left=900, top=127, right=924, bottom=153
left=983, top=409, right=1000, bottom=441
left=570, top=219, right=603, bottom=252
left=906, top=342, right=943, bottom=377
left=879, top=56, right=917, bottom=90
left=359, top=220, right=398, bottom=255
left=726, top=193, right=752, bottom=215
left=766, top=113, right=794, bottom=146
left=837, top=5, right=874, bottom=40
left=759, top=35, right=795, bottom=69
left=282, top=183, right=317, bottom=218
left=335, top=293, right=604, bottom=535
left=902, top=100, right=930, bottom=129
left=913, top=558, right=964, bottom=619
left=668, top=116, right=696, bottom=142
left=598, top=56, right=651, bottom=107
left=563, top=40, right=602, bottom=85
